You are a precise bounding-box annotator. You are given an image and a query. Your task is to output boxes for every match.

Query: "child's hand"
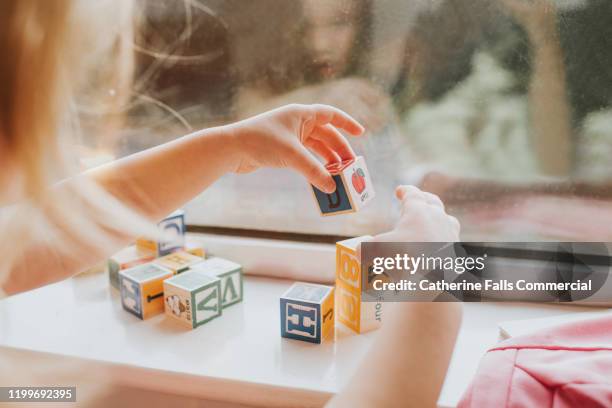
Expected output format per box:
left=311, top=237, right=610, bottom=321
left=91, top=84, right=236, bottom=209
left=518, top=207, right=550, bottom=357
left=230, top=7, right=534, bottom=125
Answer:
left=228, top=104, right=364, bottom=193
left=374, top=185, right=460, bottom=242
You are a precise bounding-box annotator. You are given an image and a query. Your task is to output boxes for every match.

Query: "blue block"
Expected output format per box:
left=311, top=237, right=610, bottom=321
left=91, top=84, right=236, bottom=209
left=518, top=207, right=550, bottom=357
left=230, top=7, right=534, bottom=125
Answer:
left=158, top=211, right=186, bottom=256
left=312, top=174, right=353, bottom=215
left=280, top=298, right=321, bottom=343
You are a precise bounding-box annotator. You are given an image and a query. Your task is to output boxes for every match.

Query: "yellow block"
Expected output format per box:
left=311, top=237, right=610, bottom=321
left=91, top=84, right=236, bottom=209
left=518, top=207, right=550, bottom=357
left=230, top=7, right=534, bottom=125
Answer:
left=335, top=236, right=382, bottom=333
left=136, top=237, right=158, bottom=255
left=184, top=240, right=206, bottom=258
left=321, top=286, right=335, bottom=341
left=154, top=251, right=203, bottom=274
left=119, top=263, right=173, bottom=320
left=141, top=273, right=170, bottom=319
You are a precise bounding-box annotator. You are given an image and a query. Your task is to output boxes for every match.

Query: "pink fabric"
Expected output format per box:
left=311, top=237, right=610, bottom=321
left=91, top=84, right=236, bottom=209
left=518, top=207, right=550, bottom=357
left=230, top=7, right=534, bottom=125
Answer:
left=459, top=314, right=612, bottom=408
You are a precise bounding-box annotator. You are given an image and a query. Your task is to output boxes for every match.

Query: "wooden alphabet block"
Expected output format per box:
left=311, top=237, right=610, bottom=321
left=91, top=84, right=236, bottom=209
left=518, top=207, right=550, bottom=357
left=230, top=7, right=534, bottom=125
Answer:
left=154, top=251, right=203, bottom=275
left=280, top=282, right=334, bottom=344
left=119, top=263, right=173, bottom=319
left=136, top=209, right=186, bottom=256
left=184, top=239, right=206, bottom=258
left=311, top=156, right=375, bottom=216
left=336, top=236, right=382, bottom=333
left=108, top=246, right=155, bottom=289
left=164, top=270, right=222, bottom=328
left=190, top=257, right=243, bottom=308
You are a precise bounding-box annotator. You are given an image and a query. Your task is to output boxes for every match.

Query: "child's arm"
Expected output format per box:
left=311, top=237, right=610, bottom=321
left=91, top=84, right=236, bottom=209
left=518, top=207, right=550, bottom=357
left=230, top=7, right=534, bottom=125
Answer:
left=329, top=302, right=462, bottom=408
left=328, top=186, right=462, bottom=408
left=90, top=104, right=363, bottom=220
left=1, top=104, right=363, bottom=295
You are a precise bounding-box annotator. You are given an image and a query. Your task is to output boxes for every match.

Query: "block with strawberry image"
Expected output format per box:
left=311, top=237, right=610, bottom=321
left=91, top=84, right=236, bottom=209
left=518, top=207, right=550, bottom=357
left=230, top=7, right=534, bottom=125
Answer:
left=311, top=156, right=375, bottom=216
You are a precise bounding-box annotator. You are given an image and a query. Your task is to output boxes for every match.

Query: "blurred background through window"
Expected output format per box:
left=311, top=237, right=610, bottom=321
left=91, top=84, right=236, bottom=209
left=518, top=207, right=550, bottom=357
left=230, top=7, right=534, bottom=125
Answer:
left=80, top=0, right=612, bottom=240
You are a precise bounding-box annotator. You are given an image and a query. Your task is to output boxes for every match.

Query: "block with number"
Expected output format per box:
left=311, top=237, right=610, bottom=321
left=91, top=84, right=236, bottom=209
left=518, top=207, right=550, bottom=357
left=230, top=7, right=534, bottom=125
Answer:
left=136, top=209, right=186, bottom=256
left=336, top=236, right=382, bottom=333
left=190, top=257, right=243, bottom=308
left=108, top=245, right=155, bottom=289
left=119, top=263, right=173, bottom=319
left=154, top=251, right=203, bottom=274
left=163, top=270, right=222, bottom=328
left=280, top=282, right=334, bottom=344
left=311, top=156, right=375, bottom=216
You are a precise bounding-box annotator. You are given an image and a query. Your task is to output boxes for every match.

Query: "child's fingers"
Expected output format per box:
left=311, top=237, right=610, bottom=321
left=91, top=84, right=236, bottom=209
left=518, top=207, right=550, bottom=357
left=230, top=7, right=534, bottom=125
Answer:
left=288, top=145, right=336, bottom=194
left=396, top=185, right=445, bottom=209
left=308, top=104, right=365, bottom=136
left=310, top=124, right=356, bottom=161
left=304, top=138, right=342, bottom=164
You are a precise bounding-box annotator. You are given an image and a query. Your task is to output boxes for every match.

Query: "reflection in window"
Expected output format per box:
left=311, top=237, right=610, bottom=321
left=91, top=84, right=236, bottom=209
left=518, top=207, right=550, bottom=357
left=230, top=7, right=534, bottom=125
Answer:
left=92, top=0, right=612, bottom=240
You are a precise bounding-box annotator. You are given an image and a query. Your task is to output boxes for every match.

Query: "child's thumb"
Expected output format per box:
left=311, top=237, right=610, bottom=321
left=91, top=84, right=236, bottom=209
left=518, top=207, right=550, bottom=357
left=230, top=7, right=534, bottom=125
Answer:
left=290, top=147, right=336, bottom=194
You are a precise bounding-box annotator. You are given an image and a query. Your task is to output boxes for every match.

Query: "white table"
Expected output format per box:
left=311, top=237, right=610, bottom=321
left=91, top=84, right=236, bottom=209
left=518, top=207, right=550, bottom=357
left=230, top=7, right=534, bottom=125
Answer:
left=0, top=272, right=602, bottom=407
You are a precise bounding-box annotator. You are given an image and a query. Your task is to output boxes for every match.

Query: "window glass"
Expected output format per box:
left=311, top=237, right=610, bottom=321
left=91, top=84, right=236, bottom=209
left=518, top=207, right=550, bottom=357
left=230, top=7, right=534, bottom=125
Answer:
left=109, top=0, right=612, bottom=239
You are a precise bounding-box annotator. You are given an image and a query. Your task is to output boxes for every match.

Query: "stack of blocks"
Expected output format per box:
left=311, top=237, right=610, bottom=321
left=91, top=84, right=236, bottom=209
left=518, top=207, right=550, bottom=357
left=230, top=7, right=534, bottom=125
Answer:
left=281, top=155, right=381, bottom=344
left=335, top=236, right=382, bottom=333
left=311, top=156, right=375, bottom=216
left=113, top=209, right=244, bottom=326
left=108, top=209, right=206, bottom=289
left=279, top=236, right=383, bottom=344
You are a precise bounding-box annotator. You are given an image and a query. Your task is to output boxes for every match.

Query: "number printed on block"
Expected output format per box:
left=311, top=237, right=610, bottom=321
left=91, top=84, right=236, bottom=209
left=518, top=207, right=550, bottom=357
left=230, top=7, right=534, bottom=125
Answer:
left=280, top=282, right=334, bottom=344
left=311, top=156, right=375, bottom=216
left=335, top=236, right=382, bottom=333
left=119, top=263, right=173, bottom=320
left=190, top=257, right=243, bottom=308
left=164, top=270, right=222, bottom=329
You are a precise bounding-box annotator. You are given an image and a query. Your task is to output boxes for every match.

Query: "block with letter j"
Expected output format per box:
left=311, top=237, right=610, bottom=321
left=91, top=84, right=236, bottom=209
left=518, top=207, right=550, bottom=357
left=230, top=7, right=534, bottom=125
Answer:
left=280, top=282, right=335, bottom=344
left=311, top=156, right=375, bottom=216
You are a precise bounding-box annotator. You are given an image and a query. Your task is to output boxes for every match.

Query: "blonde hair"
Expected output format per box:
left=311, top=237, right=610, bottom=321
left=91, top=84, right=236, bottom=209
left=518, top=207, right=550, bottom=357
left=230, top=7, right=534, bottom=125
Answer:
left=0, top=0, right=157, bottom=402
left=0, top=0, right=159, bottom=288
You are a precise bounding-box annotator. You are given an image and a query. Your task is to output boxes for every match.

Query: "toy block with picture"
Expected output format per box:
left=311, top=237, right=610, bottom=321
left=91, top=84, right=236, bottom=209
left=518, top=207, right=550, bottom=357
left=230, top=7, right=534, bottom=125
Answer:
left=280, top=282, right=335, bottom=344
left=164, top=270, right=222, bottom=329
left=136, top=209, right=186, bottom=257
left=154, top=251, right=203, bottom=275
left=190, top=257, right=243, bottom=308
left=119, top=263, right=173, bottom=319
left=108, top=245, right=156, bottom=289
left=336, top=236, right=382, bottom=334
left=311, top=156, right=375, bottom=216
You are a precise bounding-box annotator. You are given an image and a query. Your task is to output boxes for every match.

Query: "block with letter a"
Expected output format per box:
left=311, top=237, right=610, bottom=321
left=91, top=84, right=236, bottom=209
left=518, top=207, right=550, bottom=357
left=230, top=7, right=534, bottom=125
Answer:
left=163, top=270, right=222, bottom=329
left=336, top=236, right=383, bottom=333
left=190, top=257, right=243, bottom=308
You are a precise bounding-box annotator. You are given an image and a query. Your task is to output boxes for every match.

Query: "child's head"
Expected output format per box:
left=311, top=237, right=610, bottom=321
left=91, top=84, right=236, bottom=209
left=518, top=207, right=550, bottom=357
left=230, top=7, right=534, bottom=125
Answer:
left=302, top=0, right=370, bottom=81
left=0, top=0, right=155, bottom=298
left=0, top=0, right=134, bottom=202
